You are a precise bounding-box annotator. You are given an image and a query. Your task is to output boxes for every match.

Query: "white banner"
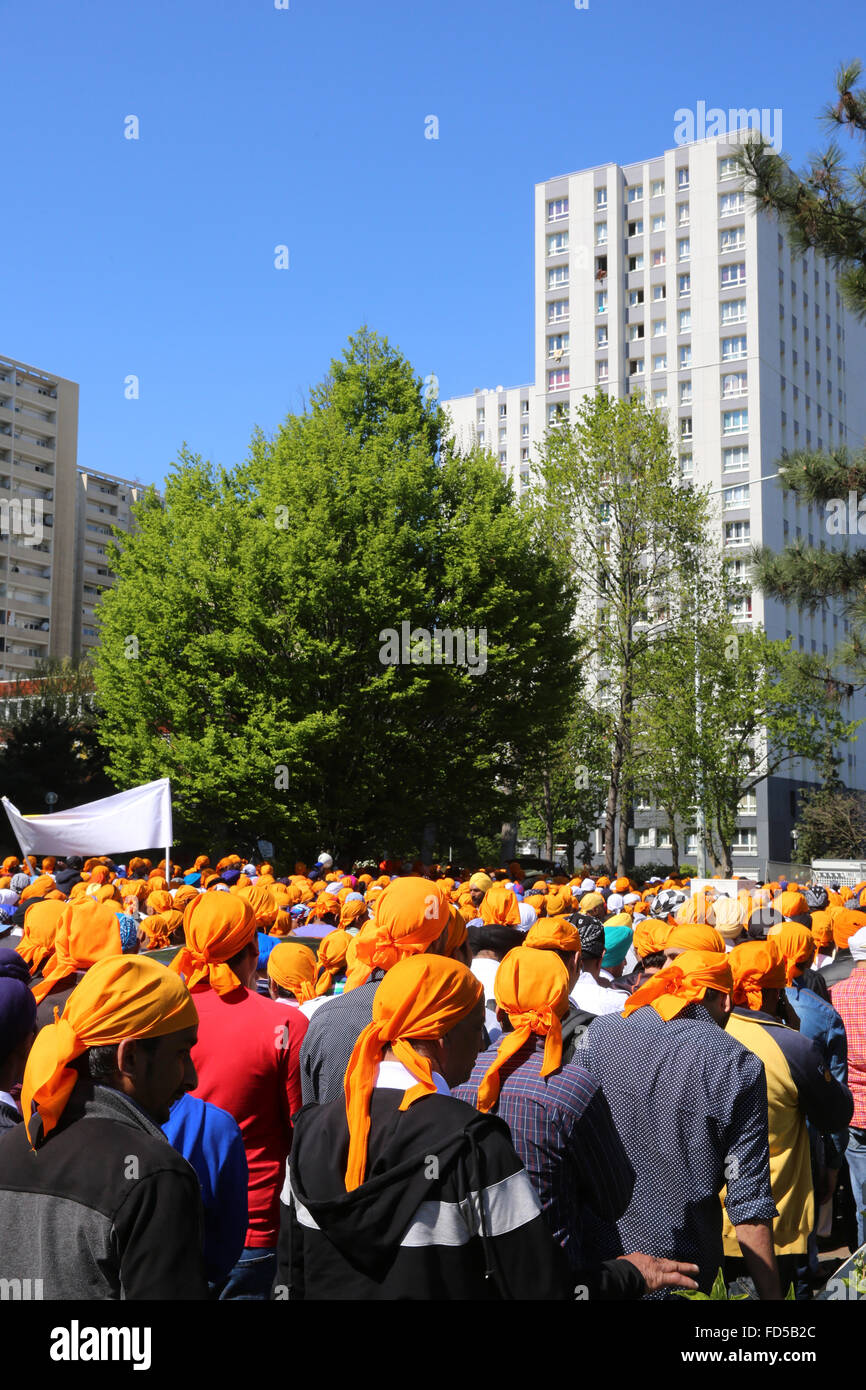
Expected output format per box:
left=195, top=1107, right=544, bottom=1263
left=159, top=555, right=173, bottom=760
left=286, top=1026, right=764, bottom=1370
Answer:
left=689, top=877, right=758, bottom=898
left=2, top=778, right=172, bottom=858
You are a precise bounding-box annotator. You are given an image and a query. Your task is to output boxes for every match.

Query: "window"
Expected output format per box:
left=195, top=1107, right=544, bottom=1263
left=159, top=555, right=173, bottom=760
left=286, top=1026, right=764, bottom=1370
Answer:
left=595, top=188, right=607, bottom=209
left=499, top=427, right=507, bottom=442
left=679, top=344, right=692, bottom=367
left=733, top=828, right=757, bottom=853
left=548, top=403, right=567, bottom=424
left=547, top=232, right=568, bottom=255
left=653, top=353, right=667, bottom=371
left=653, top=319, right=667, bottom=338
left=548, top=265, right=568, bottom=288
left=628, top=254, right=644, bottom=272
left=723, top=483, right=750, bottom=508
left=738, top=793, right=757, bottom=815
left=548, top=197, right=568, bottom=220
left=678, top=273, right=691, bottom=297
left=720, top=191, right=745, bottom=217
left=677, top=202, right=690, bottom=226
left=721, top=298, right=746, bottom=323
left=627, top=184, right=643, bottom=202
left=548, top=368, right=569, bottom=391
left=678, top=238, right=690, bottom=261
left=723, top=445, right=749, bottom=471
left=652, top=284, right=666, bottom=301
left=548, top=332, right=570, bottom=354
left=678, top=309, right=691, bottom=331
left=628, top=324, right=645, bottom=340
left=680, top=417, right=693, bottom=439
left=597, top=361, right=609, bottom=382
left=653, top=388, right=668, bottom=407
left=728, top=594, right=753, bottom=620
left=723, top=409, right=749, bottom=434
left=595, top=222, right=608, bottom=246
left=720, top=226, right=746, bottom=252
left=652, top=249, right=666, bottom=267
left=719, top=155, right=739, bottom=180
left=651, top=214, right=666, bottom=232
left=627, top=219, right=644, bottom=237
left=722, top=371, right=748, bottom=397
left=521, top=423, right=529, bottom=437
left=724, top=520, right=751, bottom=545
left=596, top=326, right=608, bottom=346
left=498, top=451, right=507, bottom=464
left=721, top=334, right=747, bottom=360
left=520, top=447, right=529, bottom=462
left=629, top=359, right=645, bottom=377
left=677, top=167, right=689, bottom=189
left=499, top=403, right=507, bottom=418
left=658, top=829, right=672, bottom=849
left=548, top=299, right=568, bottom=322
left=637, top=829, right=654, bottom=849
left=651, top=179, right=665, bottom=197
left=679, top=381, right=692, bottom=404
left=721, top=262, right=746, bottom=288
left=628, top=288, right=644, bottom=306
left=596, top=291, right=607, bottom=313
left=680, top=453, right=694, bottom=477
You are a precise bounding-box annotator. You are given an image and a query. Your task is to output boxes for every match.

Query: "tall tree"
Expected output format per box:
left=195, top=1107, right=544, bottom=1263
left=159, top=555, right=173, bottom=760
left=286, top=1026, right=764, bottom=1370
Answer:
left=738, top=61, right=866, bottom=675
left=533, top=391, right=709, bottom=875
left=93, top=329, right=580, bottom=863
left=515, top=694, right=610, bottom=869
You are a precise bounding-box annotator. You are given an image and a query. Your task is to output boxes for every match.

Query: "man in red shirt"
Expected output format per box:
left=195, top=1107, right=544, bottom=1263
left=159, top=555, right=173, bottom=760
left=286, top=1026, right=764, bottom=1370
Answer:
left=830, top=925, right=866, bottom=1250
left=171, top=892, right=307, bottom=1298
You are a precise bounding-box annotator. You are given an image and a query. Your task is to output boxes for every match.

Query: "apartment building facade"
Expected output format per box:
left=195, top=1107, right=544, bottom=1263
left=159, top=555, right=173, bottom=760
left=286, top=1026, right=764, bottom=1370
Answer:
left=444, top=132, right=866, bottom=872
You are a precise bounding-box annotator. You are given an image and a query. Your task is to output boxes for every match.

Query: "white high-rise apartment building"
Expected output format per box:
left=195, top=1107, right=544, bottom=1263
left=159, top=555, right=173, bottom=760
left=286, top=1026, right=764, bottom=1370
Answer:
left=444, top=133, right=866, bottom=871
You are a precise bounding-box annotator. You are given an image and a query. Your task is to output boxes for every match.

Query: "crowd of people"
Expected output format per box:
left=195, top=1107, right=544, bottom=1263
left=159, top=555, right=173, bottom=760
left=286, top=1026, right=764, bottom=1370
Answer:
left=0, top=847, right=864, bottom=1302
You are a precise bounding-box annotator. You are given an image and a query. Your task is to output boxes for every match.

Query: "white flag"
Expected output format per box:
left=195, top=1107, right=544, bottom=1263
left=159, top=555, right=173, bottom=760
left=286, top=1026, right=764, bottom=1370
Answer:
left=2, top=778, right=172, bottom=857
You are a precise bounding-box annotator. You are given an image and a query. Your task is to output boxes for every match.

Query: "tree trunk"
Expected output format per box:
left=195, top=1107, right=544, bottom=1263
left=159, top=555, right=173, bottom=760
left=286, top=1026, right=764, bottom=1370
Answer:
left=420, top=820, right=437, bottom=866
left=500, top=820, right=518, bottom=866
left=543, top=772, right=554, bottom=863
left=662, top=804, right=679, bottom=876
left=604, top=738, right=623, bottom=878
left=615, top=670, right=634, bottom=877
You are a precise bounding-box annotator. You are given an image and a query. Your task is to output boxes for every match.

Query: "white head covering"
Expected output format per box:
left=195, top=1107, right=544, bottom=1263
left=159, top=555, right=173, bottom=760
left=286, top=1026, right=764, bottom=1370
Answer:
left=580, top=878, right=596, bottom=893
left=606, top=892, right=624, bottom=914
left=623, top=892, right=641, bottom=905
left=850, top=926, right=866, bottom=962
left=518, top=902, right=538, bottom=931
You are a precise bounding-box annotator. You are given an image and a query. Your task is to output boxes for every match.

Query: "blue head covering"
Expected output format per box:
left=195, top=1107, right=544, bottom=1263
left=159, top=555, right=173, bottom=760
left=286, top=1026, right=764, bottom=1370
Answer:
left=0, top=949, right=37, bottom=1059
left=115, top=913, right=139, bottom=953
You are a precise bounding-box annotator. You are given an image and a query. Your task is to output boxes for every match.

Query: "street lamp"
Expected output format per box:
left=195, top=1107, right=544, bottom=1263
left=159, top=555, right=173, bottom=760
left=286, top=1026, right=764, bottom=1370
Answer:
left=45, top=791, right=58, bottom=811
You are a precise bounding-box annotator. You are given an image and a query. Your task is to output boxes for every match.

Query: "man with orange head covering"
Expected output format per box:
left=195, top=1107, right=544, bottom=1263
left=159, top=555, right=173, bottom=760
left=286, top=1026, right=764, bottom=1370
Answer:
left=723, top=939, right=852, bottom=1292
left=171, top=891, right=308, bottom=1300
left=572, top=949, right=783, bottom=1299
left=32, top=899, right=124, bottom=1029
left=278, top=953, right=575, bottom=1300
left=454, top=948, right=699, bottom=1300
left=300, top=877, right=452, bottom=1107
left=0, top=954, right=207, bottom=1299
left=823, top=907, right=866, bottom=985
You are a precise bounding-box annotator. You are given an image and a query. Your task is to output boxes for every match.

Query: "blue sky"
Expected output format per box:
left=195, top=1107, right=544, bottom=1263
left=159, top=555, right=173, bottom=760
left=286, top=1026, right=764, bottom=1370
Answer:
left=3, top=0, right=863, bottom=487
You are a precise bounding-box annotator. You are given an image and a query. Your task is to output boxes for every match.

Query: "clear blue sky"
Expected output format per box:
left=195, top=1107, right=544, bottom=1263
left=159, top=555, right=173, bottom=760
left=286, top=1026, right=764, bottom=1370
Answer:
left=3, top=0, right=863, bottom=487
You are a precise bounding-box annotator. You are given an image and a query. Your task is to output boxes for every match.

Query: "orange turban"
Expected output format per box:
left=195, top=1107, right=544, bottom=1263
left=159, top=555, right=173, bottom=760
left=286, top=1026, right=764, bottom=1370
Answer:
left=146, top=890, right=173, bottom=915
left=810, top=910, right=835, bottom=952
left=340, top=898, right=368, bottom=931
left=833, top=908, right=866, bottom=950
left=344, top=878, right=450, bottom=991
left=307, top=893, right=340, bottom=925
left=770, top=922, right=816, bottom=984
left=238, top=884, right=280, bottom=930
left=477, top=949, right=569, bottom=1113
left=147, top=875, right=169, bottom=892
left=19, top=874, right=55, bottom=903
left=479, top=883, right=521, bottom=926
left=142, top=910, right=184, bottom=950
left=88, top=866, right=111, bottom=887
left=545, top=887, right=573, bottom=918
left=267, top=942, right=317, bottom=1003
left=776, top=890, right=808, bottom=919
left=623, top=950, right=733, bottom=1020
left=675, top=893, right=716, bottom=927
left=666, top=923, right=726, bottom=955
left=2, top=856, right=19, bottom=874
left=524, top=917, right=582, bottom=954
left=31, top=900, right=124, bottom=1003
left=172, top=886, right=200, bottom=913
left=170, top=893, right=257, bottom=996
left=16, top=900, right=65, bottom=976
left=343, top=955, right=482, bottom=1190
left=443, top=905, right=468, bottom=959
left=632, top=919, right=673, bottom=960
left=613, top=877, right=631, bottom=893
left=22, top=955, right=198, bottom=1148
left=315, top=929, right=353, bottom=995
left=729, top=938, right=787, bottom=1010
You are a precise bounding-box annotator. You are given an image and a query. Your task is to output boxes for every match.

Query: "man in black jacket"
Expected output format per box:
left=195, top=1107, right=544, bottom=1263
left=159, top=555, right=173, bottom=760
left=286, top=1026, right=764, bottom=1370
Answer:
left=0, top=954, right=207, bottom=1299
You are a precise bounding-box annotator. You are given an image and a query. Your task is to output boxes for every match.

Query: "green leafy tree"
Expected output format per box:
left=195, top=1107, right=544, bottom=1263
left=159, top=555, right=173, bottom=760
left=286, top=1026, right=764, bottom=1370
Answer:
left=93, top=329, right=579, bottom=863
left=737, top=61, right=866, bottom=675
left=515, top=694, right=610, bottom=870
left=532, top=391, right=710, bottom=876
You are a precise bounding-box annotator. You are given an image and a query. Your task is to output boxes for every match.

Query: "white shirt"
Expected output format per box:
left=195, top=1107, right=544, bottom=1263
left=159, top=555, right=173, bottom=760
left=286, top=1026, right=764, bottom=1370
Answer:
left=374, top=1060, right=451, bottom=1095
left=470, top=956, right=500, bottom=1001
left=571, top=971, right=629, bottom=1016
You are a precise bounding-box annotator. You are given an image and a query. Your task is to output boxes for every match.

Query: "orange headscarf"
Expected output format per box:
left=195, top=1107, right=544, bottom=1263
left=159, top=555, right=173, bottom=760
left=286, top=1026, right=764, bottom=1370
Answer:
left=833, top=908, right=866, bottom=950
left=810, top=910, right=835, bottom=952
left=545, top=887, right=573, bottom=918
left=31, top=900, right=124, bottom=1003
left=632, top=919, right=673, bottom=960
left=340, top=898, right=368, bottom=931
left=315, top=929, right=352, bottom=995
left=477, top=949, right=569, bottom=1112
left=623, top=949, right=733, bottom=1020
left=343, top=878, right=450, bottom=991
left=19, top=874, right=55, bottom=903
left=172, top=886, right=200, bottom=913
left=675, top=893, right=716, bottom=927
left=524, top=917, right=582, bottom=954
left=479, top=883, right=521, bottom=927
left=343, top=955, right=482, bottom=1190
left=770, top=922, right=816, bottom=984
left=776, top=890, right=809, bottom=920
left=267, top=942, right=317, bottom=1003
left=238, top=884, right=280, bottom=930
left=442, top=905, right=468, bottom=959
left=146, top=890, right=173, bottom=915
left=728, top=938, right=787, bottom=1010
left=170, top=894, right=257, bottom=996
left=666, top=923, right=726, bottom=955
left=142, top=910, right=184, bottom=950
left=22, top=955, right=198, bottom=1148
left=16, top=900, right=65, bottom=976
